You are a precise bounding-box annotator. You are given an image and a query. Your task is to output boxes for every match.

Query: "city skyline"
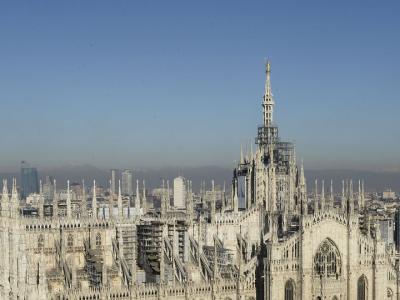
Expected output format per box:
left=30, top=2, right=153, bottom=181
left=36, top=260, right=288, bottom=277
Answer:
left=0, top=2, right=399, bottom=299
left=0, top=1, right=399, bottom=172
left=0, top=56, right=398, bottom=300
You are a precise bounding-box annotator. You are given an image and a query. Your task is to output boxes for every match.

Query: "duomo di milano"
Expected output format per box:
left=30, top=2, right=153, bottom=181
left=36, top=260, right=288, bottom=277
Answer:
left=0, top=62, right=399, bottom=300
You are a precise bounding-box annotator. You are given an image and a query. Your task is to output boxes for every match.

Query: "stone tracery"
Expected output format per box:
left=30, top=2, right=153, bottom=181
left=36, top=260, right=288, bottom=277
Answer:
left=313, top=239, right=341, bottom=278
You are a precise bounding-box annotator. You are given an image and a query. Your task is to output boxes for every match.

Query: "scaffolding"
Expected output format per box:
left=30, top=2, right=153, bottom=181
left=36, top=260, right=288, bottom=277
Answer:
left=84, top=245, right=103, bottom=287
left=256, top=125, right=279, bottom=146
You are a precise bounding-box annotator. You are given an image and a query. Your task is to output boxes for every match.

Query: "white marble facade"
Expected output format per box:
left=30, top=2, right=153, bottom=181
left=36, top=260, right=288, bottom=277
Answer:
left=0, top=62, right=397, bottom=300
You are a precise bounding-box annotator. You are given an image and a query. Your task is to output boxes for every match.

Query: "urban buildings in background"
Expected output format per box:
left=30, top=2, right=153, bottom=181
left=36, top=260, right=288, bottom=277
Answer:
left=20, top=160, right=39, bottom=199
left=122, top=169, right=133, bottom=195
left=42, top=175, right=54, bottom=200
left=1, top=63, right=400, bottom=300
left=173, top=176, right=186, bottom=209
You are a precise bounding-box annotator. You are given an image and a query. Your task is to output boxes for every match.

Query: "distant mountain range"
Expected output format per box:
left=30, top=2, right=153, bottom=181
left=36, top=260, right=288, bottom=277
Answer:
left=0, top=165, right=399, bottom=193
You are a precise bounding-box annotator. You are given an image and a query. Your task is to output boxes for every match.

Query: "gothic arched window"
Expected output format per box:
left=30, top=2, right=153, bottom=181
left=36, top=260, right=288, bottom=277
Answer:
left=38, top=234, right=44, bottom=249
left=96, top=233, right=102, bottom=248
left=284, top=279, right=294, bottom=300
left=67, top=234, right=73, bottom=248
left=313, top=239, right=341, bottom=277
left=357, top=275, right=367, bottom=300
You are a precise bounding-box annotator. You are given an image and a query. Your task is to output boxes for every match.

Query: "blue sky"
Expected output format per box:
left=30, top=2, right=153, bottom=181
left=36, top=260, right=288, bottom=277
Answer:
left=0, top=1, right=399, bottom=171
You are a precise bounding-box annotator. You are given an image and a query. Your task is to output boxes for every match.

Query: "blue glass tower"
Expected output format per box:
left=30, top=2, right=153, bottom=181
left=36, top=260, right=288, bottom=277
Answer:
left=20, top=160, right=39, bottom=199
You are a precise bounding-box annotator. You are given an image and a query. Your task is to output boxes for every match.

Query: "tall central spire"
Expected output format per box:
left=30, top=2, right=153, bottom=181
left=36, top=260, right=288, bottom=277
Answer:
left=263, top=61, right=274, bottom=127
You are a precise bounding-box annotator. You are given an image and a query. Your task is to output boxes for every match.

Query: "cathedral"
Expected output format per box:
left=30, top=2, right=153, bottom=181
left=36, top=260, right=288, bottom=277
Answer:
left=0, top=62, right=398, bottom=300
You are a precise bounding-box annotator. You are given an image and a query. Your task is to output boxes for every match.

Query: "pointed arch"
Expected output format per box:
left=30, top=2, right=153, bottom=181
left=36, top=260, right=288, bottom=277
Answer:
left=284, top=279, right=295, bottom=300
left=313, top=238, right=341, bottom=277
left=357, top=275, right=368, bottom=300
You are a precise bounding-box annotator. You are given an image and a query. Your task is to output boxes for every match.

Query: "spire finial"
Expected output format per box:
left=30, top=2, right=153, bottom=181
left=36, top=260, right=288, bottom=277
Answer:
left=342, top=180, right=345, bottom=197
left=167, top=180, right=170, bottom=200
left=92, top=180, right=97, bottom=219
left=362, top=179, right=365, bottom=198
left=315, top=179, right=318, bottom=198
left=299, top=158, right=306, bottom=187
left=2, top=179, right=8, bottom=200
left=321, top=180, right=325, bottom=211
left=13, top=178, right=18, bottom=195
left=66, top=180, right=72, bottom=218
left=349, top=179, right=353, bottom=199
left=314, top=179, right=319, bottom=215
left=265, top=58, right=271, bottom=92
left=81, top=179, right=87, bottom=215
left=135, top=179, right=140, bottom=211
left=263, top=59, right=274, bottom=126
left=266, top=59, right=271, bottom=72
left=142, top=180, right=147, bottom=211
left=118, top=179, right=123, bottom=218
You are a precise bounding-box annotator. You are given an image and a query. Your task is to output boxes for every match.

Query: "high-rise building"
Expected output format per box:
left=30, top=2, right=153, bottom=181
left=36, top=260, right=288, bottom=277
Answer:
left=110, top=169, right=117, bottom=195
left=173, top=176, right=186, bottom=209
left=20, top=160, right=39, bottom=199
left=42, top=175, right=54, bottom=200
left=121, top=169, right=133, bottom=195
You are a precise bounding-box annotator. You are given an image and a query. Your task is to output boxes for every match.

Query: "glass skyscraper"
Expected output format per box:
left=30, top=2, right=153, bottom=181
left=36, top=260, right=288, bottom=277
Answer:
left=20, top=160, right=39, bottom=199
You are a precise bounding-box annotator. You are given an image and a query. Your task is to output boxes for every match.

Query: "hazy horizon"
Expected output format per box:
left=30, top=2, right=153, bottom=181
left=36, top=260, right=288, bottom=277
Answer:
left=2, top=161, right=400, bottom=174
left=0, top=1, right=399, bottom=171
left=1, top=163, right=400, bottom=193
